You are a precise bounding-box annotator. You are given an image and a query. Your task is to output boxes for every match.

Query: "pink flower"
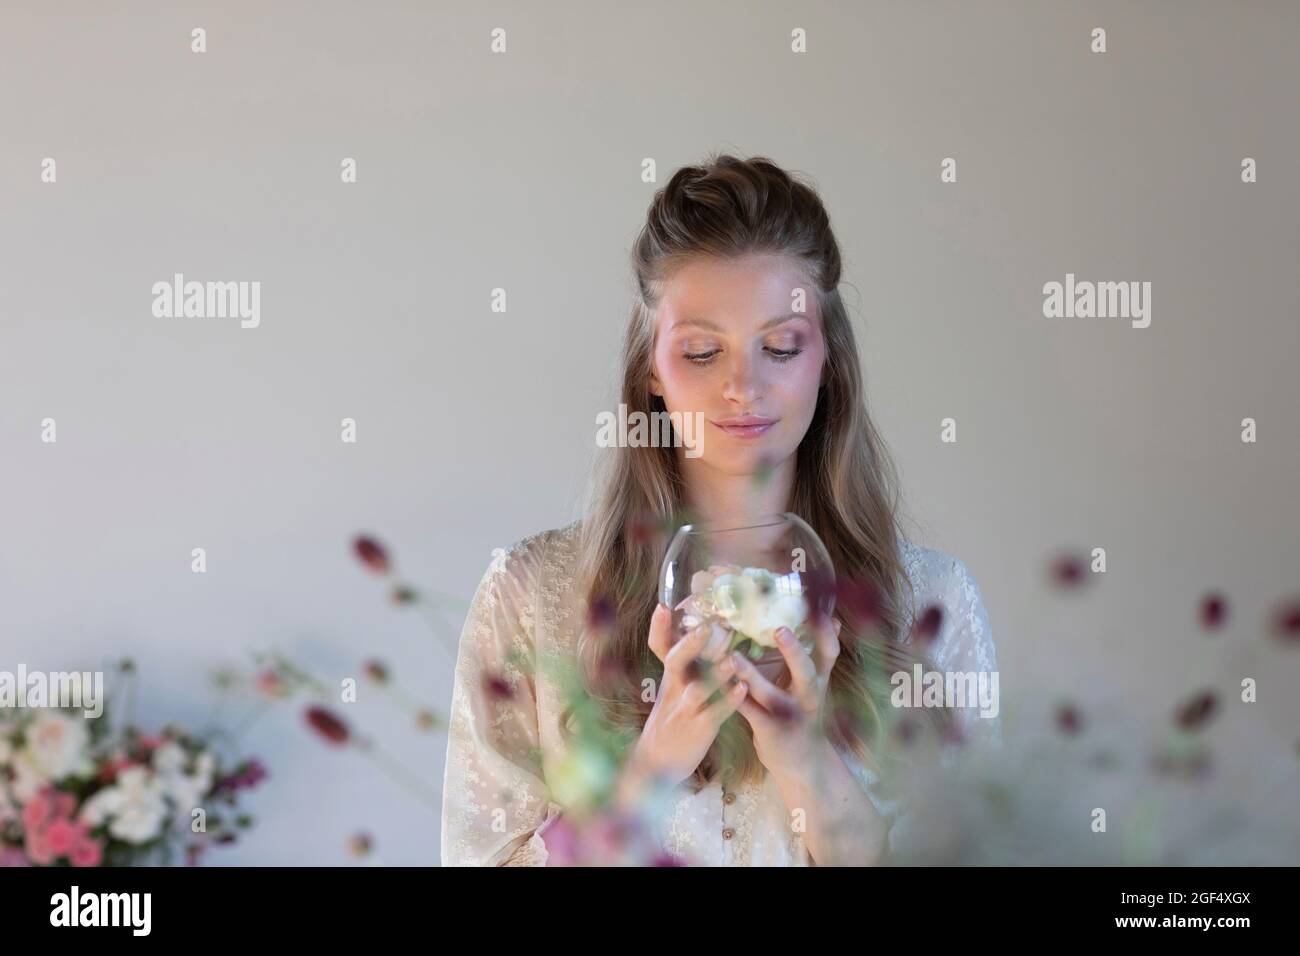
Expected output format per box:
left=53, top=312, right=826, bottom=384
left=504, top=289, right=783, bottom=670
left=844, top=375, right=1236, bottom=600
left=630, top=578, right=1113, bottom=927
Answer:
left=0, top=846, right=31, bottom=867
left=21, top=793, right=52, bottom=831
left=44, top=819, right=77, bottom=856
left=70, top=838, right=103, bottom=868
left=25, top=827, right=55, bottom=866
left=256, top=670, right=289, bottom=698
left=50, top=791, right=76, bottom=819
left=538, top=814, right=579, bottom=867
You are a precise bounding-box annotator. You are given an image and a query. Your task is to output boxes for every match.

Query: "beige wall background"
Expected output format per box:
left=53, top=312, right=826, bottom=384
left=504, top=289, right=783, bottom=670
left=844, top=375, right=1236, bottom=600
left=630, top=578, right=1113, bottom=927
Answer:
left=2, top=1, right=1297, bottom=863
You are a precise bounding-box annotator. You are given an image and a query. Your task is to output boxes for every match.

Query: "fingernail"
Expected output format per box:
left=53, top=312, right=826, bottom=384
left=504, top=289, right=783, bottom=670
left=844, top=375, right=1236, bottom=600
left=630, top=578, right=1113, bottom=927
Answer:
left=778, top=628, right=794, bottom=644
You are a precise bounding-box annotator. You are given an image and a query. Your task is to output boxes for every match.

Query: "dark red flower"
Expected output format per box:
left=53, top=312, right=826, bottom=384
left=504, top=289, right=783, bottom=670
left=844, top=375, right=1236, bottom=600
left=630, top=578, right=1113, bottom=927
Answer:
left=1055, top=703, right=1083, bottom=735
left=836, top=576, right=885, bottom=629
left=305, top=706, right=350, bottom=745
left=1199, top=593, right=1227, bottom=630
left=910, top=605, right=944, bottom=645
left=1174, top=690, right=1217, bottom=731
left=586, top=595, right=617, bottom=634
left=482, top=673, right=514, bottom=702
left=625, top=515, right=655, bottom=547
left=802, top=566, right=837, bottom=630
left=768, top=697, right=797, bottom=723
left=1272, top=599, right=1300, bottom=643
left=1049, top=553, right=1087, bottom=589
left=352, top=536, right=390, bottom=575
left=651, top=852, right=689, bottom=867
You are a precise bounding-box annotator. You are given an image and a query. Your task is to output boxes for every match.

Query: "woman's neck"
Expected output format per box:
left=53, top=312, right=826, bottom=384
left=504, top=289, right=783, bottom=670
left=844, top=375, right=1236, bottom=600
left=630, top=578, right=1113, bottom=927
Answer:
left=678, top=453, right=797, bottom=528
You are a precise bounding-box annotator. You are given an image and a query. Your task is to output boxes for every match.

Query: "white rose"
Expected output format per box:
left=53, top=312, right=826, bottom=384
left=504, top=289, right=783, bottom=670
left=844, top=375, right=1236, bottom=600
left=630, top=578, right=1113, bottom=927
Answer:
left=79, top=766, right=168, bottom=845
left=19, top=711, right=93, bottom=781
left=705, top=567, right=808, bottom=648
left=9, top=751, right=50, bottom=803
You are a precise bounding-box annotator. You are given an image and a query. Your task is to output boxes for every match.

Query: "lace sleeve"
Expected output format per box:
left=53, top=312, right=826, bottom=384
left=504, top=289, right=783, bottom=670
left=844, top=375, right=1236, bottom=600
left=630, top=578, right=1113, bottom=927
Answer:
left=440, top=535, right=564, bottom=866
left=844, top=548, right=1001, bottom=862
left=926, top=554, right=1001, bottom=747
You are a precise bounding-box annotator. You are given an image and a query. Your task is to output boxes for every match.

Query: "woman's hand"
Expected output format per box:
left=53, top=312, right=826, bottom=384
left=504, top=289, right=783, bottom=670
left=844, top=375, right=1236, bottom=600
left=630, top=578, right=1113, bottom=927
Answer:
left=619, top=603, right=748, bottom=798
left=728, top=617, right=842, bottom=777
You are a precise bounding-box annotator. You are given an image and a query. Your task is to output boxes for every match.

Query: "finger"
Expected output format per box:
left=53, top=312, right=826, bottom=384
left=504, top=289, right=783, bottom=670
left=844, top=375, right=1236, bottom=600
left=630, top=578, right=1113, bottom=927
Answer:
left=735, top=693, right=775, bottom=733
left=647, top=602, right=672, bottom=663
left=700, top=620, right=733, bottom=662
left=702, top=675, right=748, bottom=724
left=775, top=627, right=819, bottom=705
left=813, top=618, right=842, bottom=683
left=664, top=621, right=711, bottom=676
left=728, top=651, right=798, bottom=718
left=684, top=654, right=731, bottom=706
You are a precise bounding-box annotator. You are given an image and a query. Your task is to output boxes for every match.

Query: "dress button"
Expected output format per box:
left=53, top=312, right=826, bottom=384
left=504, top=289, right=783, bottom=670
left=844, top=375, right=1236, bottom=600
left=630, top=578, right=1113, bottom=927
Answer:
left=723, top=792, right=736, bottom=805
left=722, top=827, right=734, bottom=840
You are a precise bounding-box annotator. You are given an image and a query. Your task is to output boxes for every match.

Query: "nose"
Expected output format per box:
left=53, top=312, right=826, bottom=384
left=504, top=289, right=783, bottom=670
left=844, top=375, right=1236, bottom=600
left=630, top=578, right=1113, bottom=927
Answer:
left=721, top=352, right=762, bottom=406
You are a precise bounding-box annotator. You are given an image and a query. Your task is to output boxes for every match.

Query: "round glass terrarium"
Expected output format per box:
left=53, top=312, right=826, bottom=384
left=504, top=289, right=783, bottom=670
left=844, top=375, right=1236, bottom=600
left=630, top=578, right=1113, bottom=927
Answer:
left=657, top=512, right=836, bottom=666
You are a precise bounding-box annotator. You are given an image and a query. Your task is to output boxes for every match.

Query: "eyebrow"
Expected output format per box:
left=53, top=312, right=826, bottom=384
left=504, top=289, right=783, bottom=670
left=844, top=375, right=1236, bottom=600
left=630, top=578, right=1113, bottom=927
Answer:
left=671, top=313, right=809, bottom=333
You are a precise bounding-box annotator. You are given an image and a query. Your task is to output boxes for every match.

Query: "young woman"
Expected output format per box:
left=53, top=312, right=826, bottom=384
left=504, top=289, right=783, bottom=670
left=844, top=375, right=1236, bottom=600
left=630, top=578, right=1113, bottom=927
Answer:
left=441, top=154, right=998, bottom=866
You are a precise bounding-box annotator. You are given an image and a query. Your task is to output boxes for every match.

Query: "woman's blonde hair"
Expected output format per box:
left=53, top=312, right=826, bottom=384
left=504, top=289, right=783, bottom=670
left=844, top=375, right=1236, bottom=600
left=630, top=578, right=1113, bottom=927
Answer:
left=569, top=153, right=952, bottom=790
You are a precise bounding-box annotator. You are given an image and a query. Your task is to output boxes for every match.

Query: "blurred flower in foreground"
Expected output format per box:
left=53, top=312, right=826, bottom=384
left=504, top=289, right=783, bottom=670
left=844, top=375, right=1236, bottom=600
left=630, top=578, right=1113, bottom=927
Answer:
left=1048, top=552, right=1088, bottom=589
left=1174, top=690, right=1217, bottom=732
left=352, top=535, right=391, bottom=575
left=1055, top=702, right=1083, bottom=736
left=1271, top=598, right=1300, bottom=643
left=1199, top=593, right=1227, bottom=630
left=305, top=707, right=350, bottom=746
left=348, top=832, right=373, bottom=857
left=909, top=604, right=943, bottom=646
left=256, top=669, right=290, bottom=699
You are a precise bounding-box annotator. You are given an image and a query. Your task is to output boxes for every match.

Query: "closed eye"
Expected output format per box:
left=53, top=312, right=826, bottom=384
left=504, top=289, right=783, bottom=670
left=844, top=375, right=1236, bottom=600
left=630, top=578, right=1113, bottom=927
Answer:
left=684, top=347, right=804, bottom=365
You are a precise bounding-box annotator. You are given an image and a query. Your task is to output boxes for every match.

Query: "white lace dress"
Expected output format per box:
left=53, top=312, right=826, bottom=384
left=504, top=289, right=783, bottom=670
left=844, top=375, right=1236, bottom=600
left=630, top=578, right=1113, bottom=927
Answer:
left=440, top=520, right=999, bottom=866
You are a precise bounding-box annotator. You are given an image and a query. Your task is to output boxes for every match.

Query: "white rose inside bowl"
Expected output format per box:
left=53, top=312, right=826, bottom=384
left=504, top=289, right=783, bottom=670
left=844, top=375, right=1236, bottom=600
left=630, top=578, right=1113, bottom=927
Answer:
left=691, top=566, right=807, bottom=651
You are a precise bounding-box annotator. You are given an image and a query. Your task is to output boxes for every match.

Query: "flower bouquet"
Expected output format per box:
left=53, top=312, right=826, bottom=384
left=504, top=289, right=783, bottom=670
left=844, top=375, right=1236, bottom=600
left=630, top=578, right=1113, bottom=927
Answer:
left=0, top=667, right=266, bottom=867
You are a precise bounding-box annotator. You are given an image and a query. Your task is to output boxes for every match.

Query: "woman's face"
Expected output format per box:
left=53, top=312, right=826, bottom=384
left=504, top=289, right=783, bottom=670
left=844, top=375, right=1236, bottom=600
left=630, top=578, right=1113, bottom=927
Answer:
left=649, top=253, right=827, bottom=476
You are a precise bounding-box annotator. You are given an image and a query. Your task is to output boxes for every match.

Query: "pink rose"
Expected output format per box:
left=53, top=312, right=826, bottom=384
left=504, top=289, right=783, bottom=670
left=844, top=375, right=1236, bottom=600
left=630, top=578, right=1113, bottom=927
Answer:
left=70, top=839, right=103, bottom=868
left=25, top=828, right=55, bottom=866
left=21, top=793, right=52, bottom=831
left=44, top=819, right=77, bottom=856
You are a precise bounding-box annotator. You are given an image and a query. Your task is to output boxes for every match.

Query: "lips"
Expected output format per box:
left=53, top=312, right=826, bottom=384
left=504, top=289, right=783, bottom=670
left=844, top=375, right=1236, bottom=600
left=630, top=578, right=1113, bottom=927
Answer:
left=712, top=416, right=777, bottom=439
